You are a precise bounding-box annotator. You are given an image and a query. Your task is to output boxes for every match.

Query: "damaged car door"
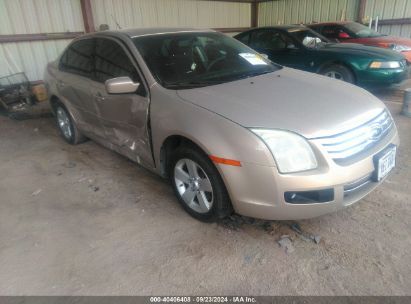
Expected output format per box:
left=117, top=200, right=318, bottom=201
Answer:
left=90, top=37, right=153, bottom=167
left=57, top=38, right=106, bottom=139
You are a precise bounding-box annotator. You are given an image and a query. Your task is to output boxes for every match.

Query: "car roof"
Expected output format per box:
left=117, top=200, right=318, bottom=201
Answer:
left=248, top=25, right=308, bottom=31
left=94, top=27, right=216, bottom=38
left=234, top=25, right=309, bottom=36
left=307, top=21, right=353, bottom=26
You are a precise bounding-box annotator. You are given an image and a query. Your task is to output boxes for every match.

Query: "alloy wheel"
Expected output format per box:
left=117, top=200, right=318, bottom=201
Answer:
left=174, top=158, right=213, bottom=214
left=324, top=71, right=344, bottom=80
left=56, top=107, right=72, bottom=139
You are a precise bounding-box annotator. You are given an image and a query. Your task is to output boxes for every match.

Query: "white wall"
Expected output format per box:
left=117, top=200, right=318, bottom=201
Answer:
left=91, top=0, right=250, bottom=30
left=258, top=0, right=359, bottom=26
left=365, top=0, right=411, bottom=38
left=0, top=0, right=84, bottom=81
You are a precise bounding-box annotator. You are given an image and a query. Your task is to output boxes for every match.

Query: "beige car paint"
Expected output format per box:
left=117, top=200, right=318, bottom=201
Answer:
left=45, top=28, right=399, bottom=220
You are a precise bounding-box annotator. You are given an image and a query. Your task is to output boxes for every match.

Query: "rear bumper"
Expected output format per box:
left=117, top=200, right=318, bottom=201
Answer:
left=218, top=127, right=399, bottom=221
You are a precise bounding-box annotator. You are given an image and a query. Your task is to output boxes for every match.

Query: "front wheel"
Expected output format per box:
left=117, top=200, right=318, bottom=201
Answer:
left=320, top=64, right=355, bottom=84
left=170, top=146, right=233, bottom=222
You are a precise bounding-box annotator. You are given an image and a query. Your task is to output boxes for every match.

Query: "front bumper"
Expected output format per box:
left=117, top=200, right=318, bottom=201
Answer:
left=401, top=51, right=411, bottom=63
left=218, top=126, right=399, bottom=220
left=358, top=67, right=409, bottom=87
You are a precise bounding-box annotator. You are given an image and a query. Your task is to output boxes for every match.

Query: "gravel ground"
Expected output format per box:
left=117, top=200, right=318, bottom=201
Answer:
left=0, top=90, right=410, bottom=296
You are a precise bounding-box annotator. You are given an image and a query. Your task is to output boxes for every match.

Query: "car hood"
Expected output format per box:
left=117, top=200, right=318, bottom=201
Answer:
left=317, top=43, right=405, bottom=60
left=177, top=68, right=385, bottom=139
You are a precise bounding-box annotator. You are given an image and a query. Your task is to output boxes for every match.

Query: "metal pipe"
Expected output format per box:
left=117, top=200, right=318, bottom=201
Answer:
left=402, top=88, right=411, bottom=117
left=375, top=16, right=379, bottom=31
left=369, top=17, right=373, bottom=28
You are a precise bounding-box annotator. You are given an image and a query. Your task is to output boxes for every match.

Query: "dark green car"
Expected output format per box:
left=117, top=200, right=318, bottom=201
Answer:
left=234, top=25, right=408, bottom=87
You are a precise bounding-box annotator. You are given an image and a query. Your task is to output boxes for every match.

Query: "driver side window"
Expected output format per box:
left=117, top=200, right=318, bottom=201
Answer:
left=94, top=38, right=140, bottom=83
left=94, top=38, right=146, bottom=96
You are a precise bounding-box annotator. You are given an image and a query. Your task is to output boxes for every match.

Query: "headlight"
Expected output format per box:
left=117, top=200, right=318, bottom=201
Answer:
left=251, top=129, right=318, bottom=173
left=369, top=61, right=401, bottom=69
left=391, top=44, right=411, bottom=52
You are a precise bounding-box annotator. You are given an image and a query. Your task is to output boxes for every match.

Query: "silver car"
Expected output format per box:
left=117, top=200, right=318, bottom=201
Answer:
left=44, top=28, right=399, bottom=222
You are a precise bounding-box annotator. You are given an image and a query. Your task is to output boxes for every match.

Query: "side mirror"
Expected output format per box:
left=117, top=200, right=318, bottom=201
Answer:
left=338, top=32, right=350, bottom=39
left=286, top=43, right=298, bottom=50
left=105, top=77, right=140, bottom=94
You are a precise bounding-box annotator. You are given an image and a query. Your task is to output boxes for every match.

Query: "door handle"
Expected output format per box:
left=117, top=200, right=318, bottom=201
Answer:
left=57, top=80, right=65, bottom=88
left=94, top=92, right=105, bottom=102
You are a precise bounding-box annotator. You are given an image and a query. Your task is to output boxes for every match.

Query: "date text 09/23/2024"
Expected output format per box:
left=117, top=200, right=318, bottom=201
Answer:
left=149, top=297, right=257, bottom=303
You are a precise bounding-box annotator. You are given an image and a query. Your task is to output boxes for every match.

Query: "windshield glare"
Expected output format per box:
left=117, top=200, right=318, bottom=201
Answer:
left=288, top=29, right=328, bottom=48
left=133, top=32, right=280, bottom=89
left=344, top=22, right=383, bottom=38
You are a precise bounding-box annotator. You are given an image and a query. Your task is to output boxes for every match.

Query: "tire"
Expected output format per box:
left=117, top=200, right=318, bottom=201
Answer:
left=320, top=64, right=355, bottom=84
left=55, top=102, right=87, bottom=145
left=170, top=145, right=233, bottom=222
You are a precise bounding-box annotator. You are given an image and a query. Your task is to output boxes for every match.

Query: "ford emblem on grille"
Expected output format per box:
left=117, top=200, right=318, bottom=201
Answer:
left=369, top=123, right=384, bottom=141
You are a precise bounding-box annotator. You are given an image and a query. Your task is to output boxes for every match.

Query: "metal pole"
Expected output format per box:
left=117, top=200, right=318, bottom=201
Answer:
left=402, top=88, right=411, bottom=117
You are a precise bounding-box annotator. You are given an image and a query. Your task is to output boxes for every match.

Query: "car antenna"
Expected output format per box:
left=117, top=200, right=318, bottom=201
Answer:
left=111, top=14, right=122, bottom=30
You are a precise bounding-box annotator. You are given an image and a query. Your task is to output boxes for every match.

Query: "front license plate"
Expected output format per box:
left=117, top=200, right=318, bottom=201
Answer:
left=375, top=146, right=396, bottom=181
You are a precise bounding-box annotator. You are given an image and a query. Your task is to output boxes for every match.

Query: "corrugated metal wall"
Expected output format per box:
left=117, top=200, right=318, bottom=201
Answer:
left=258, top=0, right=359, bottom=26
left=364, top=0, right=411, bottom=38
left=0, top=0, right=84, bottom=81
left=0, top=40, right=74, bottom=82
left=90, top=0, right=250, bottom=30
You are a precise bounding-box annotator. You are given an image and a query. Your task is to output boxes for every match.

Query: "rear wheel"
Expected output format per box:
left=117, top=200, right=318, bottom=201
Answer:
left=55, top=103, right=86, bottom=145
left=320, top=64, right=355, bottom=84
left=170, top=145, right=233, bottom=222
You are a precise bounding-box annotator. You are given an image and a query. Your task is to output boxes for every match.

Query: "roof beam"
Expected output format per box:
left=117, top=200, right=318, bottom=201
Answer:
left=80, top=0, right=95, bottom=33
left=251, top=0, right=258, bottom=27
left=357, top=0, right=367, bottom=22
left=0, top=32, right=83, bottom=43
left=377, top=18, right=411, bottom=25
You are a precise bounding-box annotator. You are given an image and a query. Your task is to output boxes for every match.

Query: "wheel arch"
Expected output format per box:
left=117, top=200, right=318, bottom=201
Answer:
left=317, top=60, right=358, bottom=84
left=159, top=134, right=212, bottom=178
left=49, top=95, right=60, bottom=114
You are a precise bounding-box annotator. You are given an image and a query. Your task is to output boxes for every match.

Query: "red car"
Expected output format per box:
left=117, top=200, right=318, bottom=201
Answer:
left=308, top=21, right=411, bottom=63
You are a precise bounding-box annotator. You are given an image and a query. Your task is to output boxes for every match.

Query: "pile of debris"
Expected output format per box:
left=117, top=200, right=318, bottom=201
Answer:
left=0, top=72, right=49, bottom=120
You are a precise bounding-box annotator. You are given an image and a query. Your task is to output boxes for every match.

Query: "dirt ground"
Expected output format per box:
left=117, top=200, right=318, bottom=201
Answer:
left=0, top=88, right=410, bottom=296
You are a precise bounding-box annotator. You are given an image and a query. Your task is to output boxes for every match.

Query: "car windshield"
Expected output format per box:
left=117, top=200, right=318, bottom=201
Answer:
left=287, top=28, right=329, bottom=48
left=133, top=32, right=280, bottom=89
left=344, top=22, right=384, bottom=38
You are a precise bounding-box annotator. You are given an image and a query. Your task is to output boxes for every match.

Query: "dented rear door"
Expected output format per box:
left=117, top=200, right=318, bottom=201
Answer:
left=57, top=38, right=106, bottom=139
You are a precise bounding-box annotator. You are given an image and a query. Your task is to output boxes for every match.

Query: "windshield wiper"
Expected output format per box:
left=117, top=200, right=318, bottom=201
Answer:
left=164, top=80, right=224, bottom=89
left=232, top=69, right=275, bottom=80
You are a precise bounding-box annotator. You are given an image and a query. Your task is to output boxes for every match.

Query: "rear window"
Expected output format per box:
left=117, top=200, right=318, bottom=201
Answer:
left=60, top=39, right=94, bottom=78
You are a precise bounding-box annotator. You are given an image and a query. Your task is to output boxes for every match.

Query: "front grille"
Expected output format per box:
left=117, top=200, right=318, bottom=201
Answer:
left=315, top=110, right=393, bottom=160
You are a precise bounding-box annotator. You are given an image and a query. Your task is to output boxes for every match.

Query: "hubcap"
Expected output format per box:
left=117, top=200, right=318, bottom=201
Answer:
left=56, top=107, right=72, bottom=139
left=324, top=71, right=344, bottom=80
left=174, top=159, right=213, bottom=214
